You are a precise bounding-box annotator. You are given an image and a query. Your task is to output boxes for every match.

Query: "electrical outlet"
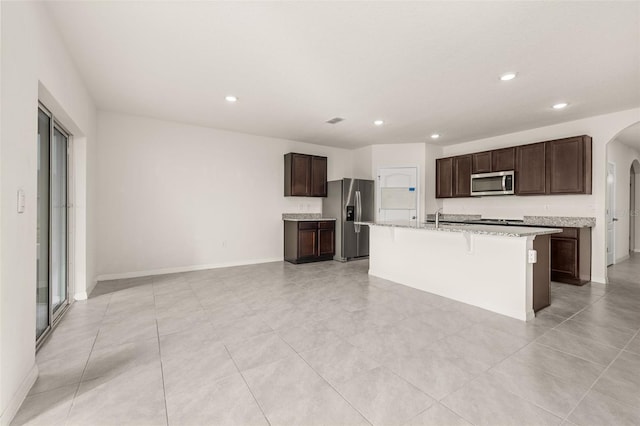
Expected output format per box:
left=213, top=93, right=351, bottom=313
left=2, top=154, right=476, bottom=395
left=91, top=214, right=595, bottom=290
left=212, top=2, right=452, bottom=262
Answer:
left=528, top=250, right=537, bottom=264
left=17, top=189, right=25, bottom=213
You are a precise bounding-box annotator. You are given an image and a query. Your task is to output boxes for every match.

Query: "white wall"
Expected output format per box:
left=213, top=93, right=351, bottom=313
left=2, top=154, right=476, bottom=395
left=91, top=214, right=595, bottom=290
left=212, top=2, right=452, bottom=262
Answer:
left=351, top=146, right=373, bottom=180
left=425, top=144, right=443, bottom=213
left=438, top=109, right=640, bottom=284
left=95, top=112, right=353, bottom=279
left=606, top=139, right=640, bottom=262
left=0, top=2, right=97, bottom=425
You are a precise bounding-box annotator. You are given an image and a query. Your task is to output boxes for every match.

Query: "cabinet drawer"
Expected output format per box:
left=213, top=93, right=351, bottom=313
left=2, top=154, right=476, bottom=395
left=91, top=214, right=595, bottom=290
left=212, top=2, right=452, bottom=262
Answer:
left=553, top=228, right=578, bottom=239
left=318, top=221, right=335, bottom=229
left=298, top=221, right=318, bottom=230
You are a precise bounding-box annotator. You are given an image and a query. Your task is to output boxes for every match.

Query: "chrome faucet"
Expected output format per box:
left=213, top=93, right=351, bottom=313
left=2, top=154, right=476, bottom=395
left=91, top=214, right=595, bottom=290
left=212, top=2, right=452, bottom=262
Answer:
left=435, top=208, right=443, bottom=229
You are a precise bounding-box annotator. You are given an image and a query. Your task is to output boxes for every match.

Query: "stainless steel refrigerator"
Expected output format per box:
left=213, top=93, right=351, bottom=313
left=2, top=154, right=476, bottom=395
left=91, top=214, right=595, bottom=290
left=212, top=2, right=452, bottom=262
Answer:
left=324, top=178, right=374, bottom=261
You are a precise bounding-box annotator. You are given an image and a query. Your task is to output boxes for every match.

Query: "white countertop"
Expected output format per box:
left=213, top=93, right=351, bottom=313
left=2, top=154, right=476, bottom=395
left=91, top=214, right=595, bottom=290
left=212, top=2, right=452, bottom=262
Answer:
left=357, top=221, right=562, bottom=237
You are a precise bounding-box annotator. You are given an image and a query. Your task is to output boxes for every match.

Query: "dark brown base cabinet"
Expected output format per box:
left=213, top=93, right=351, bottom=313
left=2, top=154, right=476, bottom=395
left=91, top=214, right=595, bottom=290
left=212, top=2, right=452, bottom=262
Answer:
left=551, top=227, right=592, bottom=285
left=284, top=221, right=335, bottom=264
left=533, top=234, right=551, bottom=312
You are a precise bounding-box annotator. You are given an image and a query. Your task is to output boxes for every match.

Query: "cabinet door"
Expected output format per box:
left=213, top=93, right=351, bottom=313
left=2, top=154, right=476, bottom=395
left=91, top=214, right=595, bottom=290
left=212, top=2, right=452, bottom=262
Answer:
left=291, top=154, right=311, bottom=196
left=551, top=237, right=578, bottom=278
left=298, top=228, right=317, bottom=258
left=436, top=158, right=453, bottom=198
left=492, top=147, right=516, bottom=172
left=472, top=152, right=492, bottom=174
left=311, top=156, right=327, bottom=197
left=318, top=224, right=335, bottom=256
left=546, top=137, right=586, bottom=194
left=516, top=143, right=546, bottom=195
left=453, top=155, right=472, bottom=197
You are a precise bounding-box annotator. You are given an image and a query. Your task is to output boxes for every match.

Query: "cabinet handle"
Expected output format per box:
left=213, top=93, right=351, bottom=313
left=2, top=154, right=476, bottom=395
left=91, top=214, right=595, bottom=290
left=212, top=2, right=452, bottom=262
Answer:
left=355, top=191, right=361, bottom=233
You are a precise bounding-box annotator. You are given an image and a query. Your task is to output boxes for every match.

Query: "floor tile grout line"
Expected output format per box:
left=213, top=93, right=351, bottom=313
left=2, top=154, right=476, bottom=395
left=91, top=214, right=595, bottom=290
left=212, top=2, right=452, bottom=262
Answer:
left=561, top=327, right=640, bottom=423
left=277, top=338, right=374, bottom=426
left=155, top=322, right=171, bottom=426
left=223, top=345, right=272, bottom=426
left=62, top=293, right=111, bottom=426
left=151, top=277, right=171, bottom=426
left=531, top=338, right=619, bottom=367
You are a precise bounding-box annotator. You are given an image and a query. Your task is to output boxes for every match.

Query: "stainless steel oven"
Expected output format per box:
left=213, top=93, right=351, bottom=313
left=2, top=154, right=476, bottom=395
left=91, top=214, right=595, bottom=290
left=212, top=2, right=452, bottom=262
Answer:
left=471, top=171, right=515, bottom=196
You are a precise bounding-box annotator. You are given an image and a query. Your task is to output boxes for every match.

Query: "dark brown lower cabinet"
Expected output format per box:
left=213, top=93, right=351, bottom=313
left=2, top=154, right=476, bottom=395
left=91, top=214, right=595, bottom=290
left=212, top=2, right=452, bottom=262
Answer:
left=532, top=235, right=551, bottom=312
left=551, top=227, right=592, bottom=285
left=284, top=220, right=335, bottom=264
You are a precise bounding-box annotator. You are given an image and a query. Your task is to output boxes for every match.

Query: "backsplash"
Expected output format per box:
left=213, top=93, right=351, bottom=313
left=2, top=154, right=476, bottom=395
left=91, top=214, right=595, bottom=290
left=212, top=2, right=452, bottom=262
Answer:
left=442, top=194, right=597, bottom=220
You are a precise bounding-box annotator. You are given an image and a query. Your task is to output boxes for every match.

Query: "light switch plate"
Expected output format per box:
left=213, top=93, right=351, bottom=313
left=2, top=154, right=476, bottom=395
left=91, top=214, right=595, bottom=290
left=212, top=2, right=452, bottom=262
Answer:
left=527, top=249, right=537, bottom=264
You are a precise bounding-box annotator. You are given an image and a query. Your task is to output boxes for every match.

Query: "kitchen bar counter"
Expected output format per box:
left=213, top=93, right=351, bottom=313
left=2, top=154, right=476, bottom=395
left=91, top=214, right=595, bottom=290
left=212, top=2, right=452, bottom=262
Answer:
left=359, top=220, right=561, bottom=237
left=522, top=216, right=595, bottom=228
left=360, top=221, right=561, bottom=321
left=424, top=214, right=595, bottom=228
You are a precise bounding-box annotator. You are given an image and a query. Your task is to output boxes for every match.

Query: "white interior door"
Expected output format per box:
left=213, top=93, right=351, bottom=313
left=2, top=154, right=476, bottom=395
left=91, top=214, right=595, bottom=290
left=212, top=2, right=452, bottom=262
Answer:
left=377, top=167, right=418, bottom=222
left=607, top=162, right=615, bottom=266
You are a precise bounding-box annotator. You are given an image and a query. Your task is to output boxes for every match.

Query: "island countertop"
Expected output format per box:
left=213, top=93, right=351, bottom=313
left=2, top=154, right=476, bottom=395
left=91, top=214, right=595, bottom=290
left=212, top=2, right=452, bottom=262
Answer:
left=357, top=221, right=562, bottom=237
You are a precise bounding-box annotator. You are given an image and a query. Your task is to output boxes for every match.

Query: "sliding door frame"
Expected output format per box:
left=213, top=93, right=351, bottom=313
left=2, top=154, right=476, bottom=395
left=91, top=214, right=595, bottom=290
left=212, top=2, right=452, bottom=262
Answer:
left=36, top=102, right=74, bottom=349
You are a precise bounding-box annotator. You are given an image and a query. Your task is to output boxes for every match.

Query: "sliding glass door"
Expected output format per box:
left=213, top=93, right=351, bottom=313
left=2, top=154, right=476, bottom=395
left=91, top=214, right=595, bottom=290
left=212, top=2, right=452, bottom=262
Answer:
left=37, top=104, right=70, bottom=343
left=51, top=127, right=68, bottom=316
left=37, top=108, right=51, bottom=339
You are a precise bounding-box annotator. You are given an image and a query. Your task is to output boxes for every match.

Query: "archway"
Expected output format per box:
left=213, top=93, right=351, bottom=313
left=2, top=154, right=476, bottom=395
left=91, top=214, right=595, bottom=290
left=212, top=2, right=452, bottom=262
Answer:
left=629, top=159, right=640, bottom=254
left=605, top=121, right=640, bottom=282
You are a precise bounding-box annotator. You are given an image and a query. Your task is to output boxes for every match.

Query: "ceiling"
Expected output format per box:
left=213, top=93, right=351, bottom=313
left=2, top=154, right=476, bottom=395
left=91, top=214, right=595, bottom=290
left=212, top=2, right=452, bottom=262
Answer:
left=45, top=1, right=640, bottom=148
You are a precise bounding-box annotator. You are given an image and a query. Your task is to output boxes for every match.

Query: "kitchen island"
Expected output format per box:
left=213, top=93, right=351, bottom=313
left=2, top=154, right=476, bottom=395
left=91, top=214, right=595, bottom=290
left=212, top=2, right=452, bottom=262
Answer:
left=358, top=221, right=561, bottom=321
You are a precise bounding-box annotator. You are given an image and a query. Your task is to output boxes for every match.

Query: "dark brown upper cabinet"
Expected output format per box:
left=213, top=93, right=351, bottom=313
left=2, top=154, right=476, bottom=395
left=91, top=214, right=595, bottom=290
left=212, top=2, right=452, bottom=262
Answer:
left=311, top=156, right=328, bottom=197
left=546, top=136, right=592, bottom=195
left=284, top=153, right=328, bottom=197
left=491, top=147, right=516, bottom=172
left=472, top=152, right=492, bottom=174
left=516, top=142, right=546, bottom=195
left=436, top=157, right=453, bottom=198
left=434, top=135, right=591, bottom=198
left=453, top=155, right=472, bottom=197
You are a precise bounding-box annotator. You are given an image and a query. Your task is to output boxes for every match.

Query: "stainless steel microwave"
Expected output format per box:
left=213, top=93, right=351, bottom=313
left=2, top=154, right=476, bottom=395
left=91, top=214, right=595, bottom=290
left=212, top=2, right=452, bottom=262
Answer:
left=471, top=171, right=515, bottom=196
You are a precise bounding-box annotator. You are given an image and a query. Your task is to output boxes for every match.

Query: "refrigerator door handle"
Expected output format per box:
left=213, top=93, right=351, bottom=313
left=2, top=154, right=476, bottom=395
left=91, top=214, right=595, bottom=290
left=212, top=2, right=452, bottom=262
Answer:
left=355, top=190, right=361, bottom=233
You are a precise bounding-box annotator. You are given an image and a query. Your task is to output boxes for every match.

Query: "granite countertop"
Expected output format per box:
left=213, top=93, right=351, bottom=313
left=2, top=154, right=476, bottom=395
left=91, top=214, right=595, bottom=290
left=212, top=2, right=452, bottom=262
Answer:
left=522, top=216, right=595, bottom=228
left=425, top=213, right=481, bottom=222
left=356, top=221, right=562, bottom=237
left=282, top=213, right=336, bottom=222
left=425, top=213, right=596, bottom=228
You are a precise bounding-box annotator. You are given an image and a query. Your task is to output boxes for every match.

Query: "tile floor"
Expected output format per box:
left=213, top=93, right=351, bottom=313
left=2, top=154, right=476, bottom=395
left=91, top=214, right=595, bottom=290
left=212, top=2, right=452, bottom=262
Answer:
left=13, top=257, right=640, bottom=426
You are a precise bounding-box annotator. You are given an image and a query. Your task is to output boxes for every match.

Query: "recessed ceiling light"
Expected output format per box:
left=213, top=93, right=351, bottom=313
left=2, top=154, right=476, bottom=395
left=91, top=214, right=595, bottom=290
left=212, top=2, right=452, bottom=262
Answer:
left=431, top=133, right=440, bottom=139
left=374, top=120, right=384, bottom=126
left=552, top=102, right=568, bottom=110
left=500, top=72, right=517, bottom=81
left=225, top=95, right=238, bottom=103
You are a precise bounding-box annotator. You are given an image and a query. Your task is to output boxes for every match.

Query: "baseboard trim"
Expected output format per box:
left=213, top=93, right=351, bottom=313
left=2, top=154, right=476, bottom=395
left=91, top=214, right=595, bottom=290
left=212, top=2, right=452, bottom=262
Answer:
left=0, top=362, right=38, bottom=426
left=77, top=278, right=98, bottom=301
left=95, top=257, right=283, bottom=282
left=634, top=249, right=640, bottom=253
left=615, top=254, right=630, bottom=263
